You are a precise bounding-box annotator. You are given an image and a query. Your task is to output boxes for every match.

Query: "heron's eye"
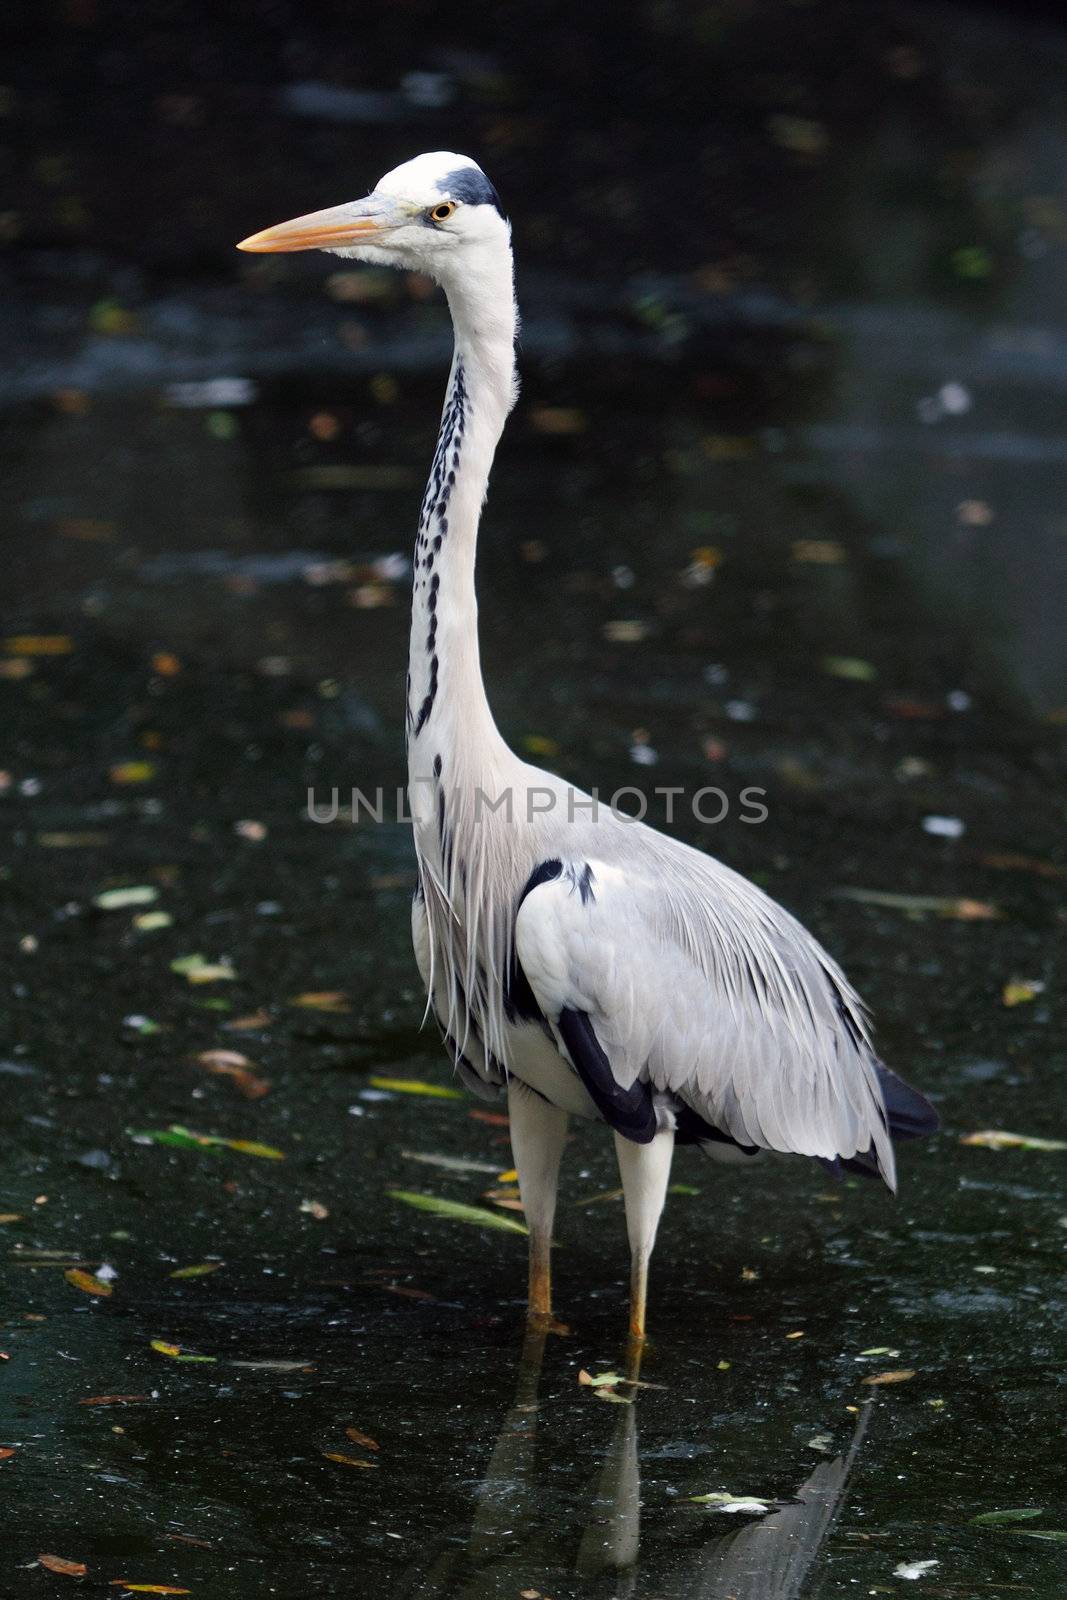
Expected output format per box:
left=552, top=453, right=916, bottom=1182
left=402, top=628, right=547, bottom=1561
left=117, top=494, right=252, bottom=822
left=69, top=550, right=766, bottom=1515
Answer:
left=429, top=201, right=457, bottom=223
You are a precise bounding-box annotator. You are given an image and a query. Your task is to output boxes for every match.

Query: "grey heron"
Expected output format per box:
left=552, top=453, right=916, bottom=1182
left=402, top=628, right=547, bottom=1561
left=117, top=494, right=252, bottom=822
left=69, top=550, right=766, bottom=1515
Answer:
left=238, top=152, right=938, bottom=1341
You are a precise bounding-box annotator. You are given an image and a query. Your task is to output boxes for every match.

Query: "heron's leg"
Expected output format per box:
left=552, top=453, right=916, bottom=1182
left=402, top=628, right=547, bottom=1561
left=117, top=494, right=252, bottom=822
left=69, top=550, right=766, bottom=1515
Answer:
left=614, top=1125, right=675, bottom=1344
left=507, top=1078, right=569, bottom=1321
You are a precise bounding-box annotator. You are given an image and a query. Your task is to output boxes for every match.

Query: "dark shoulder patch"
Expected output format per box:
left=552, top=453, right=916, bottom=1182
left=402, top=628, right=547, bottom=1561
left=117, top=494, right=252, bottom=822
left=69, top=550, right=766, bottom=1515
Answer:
left=438, top=166, right=506, bottom=219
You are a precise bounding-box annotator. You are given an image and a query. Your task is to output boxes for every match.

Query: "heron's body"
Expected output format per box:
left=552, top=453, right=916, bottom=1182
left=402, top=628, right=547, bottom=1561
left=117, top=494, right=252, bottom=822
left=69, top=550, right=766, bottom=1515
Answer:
left=239, top=152, right=938, bottom=1337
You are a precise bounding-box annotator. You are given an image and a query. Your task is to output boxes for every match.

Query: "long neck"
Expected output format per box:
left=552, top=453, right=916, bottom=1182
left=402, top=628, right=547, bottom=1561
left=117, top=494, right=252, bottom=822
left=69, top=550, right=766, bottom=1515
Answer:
left=406, top=242, right=517, bottom=791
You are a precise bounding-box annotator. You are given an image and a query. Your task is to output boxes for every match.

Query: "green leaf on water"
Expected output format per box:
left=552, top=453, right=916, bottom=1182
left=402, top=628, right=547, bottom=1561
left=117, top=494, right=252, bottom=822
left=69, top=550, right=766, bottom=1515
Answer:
left=129, top=1127, right=222, bottom=1152
left=822, top=655, right=877, bottom=682
left=93, top=885, right=159, bottom=911
left=170, top=953, right=236, bottom=984
left=669, top=1183, right=700, bottom=1195
left=369, top=1077, right=463, bottom=1099
left=971, top=1509, right=1044, bottom=1526
left=387, top=1190, right=528, bottom=1234
left=129, top=1126, right=284, bottom=1160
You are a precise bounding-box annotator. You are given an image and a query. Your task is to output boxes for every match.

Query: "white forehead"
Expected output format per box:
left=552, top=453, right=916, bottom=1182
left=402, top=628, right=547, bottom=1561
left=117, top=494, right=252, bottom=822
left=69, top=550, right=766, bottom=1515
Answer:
left=374, top=151, right=481, bottom=205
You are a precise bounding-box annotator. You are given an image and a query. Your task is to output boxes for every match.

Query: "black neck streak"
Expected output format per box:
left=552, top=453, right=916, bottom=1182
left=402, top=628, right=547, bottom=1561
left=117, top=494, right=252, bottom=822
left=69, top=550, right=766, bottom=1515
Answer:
left=408, top=361, right=468, bottom=741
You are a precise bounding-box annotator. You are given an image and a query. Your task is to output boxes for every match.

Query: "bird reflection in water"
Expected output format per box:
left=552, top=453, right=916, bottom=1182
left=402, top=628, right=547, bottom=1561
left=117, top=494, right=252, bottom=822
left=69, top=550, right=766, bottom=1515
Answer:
left=402, top=1329, right=871, bottom=1599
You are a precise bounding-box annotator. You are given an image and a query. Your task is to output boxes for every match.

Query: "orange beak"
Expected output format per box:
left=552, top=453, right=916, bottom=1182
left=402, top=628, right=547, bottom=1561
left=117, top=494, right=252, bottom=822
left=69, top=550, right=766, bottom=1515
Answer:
left=236, top=197, right=399, bottom=253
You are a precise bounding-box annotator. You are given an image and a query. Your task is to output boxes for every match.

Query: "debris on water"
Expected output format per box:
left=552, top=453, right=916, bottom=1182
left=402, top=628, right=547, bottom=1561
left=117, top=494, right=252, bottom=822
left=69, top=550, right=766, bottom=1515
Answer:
left=961, top=1129, right=1066, bottom=1152
left=107, top=1584, right=191, bottom=1594
left=387, top=1190, right=529, bottom=1234
left=862, top=1369, right=916, bottom=1385
left=169, top=1263, right=222, bottom=1279
left=165, top=377, right=257, bottom=408
left=194, top=1049, right=270, bottom=1099
left=299, top=1199, right=329, bottom=1220
left=345, top=1427, right=380, bottom=1452
left=893, top=1558, right=939, bottom=1579
left=129, top=1126, right=284, bottom=1159
left=400, top=1150, right=500, bottom=1174
left=38, top=1554, right=88, bottom=1577
left=822, top=656, right=877, bottom=682
left=322, top=1450, right=378, bottom=1468
left=123, top=1016, right=163, bottom=1035
left=1002, top=978, right=1045, bottom=1007
left=78, top=1395, right=153, bottom=1407
left=836, top=887, right=996, bottom=920
left=689, top=1492, right=771, bottom=1514
left=150, top=1339, right=216, bottom=1363
left=92, top=886, right=159, bottom=911
left=921, top=815, right=965, bottom=839
left=234, top=819, right=267, bottom=841
left=603, top=620, right=649, bottom=644
left=971, top=1509, right=1043, bottom=1525
left=859, top=1347, right=901, bottom=1358
left=369, top=1077, right=463, bottom=1099
left=65, top=1268, right=113, bottom=1297
left=109, top=761, right=156, bottom=785
left=134, top=911, right=173, bottom=931
left=170, top=954, right=236, bottom=984
left=290, top=991, right=351, bottom=1013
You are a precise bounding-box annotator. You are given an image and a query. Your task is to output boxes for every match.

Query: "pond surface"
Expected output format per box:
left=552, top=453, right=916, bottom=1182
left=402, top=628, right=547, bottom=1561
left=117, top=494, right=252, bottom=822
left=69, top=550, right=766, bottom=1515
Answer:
left=2, top=3, right=1066, bottom=1596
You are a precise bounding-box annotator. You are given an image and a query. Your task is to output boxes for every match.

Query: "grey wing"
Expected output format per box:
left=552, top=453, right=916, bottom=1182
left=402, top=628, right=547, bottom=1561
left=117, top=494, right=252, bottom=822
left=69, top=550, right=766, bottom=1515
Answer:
left=411, top=888, right=504, bottom=1100
left=514, top=853, right=900, bottom=1185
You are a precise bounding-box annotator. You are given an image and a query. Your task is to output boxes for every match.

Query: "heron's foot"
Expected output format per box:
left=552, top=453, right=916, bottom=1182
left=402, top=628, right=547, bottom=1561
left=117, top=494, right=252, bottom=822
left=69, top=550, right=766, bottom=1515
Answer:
left=526, top=1308, right=571, bottom=1337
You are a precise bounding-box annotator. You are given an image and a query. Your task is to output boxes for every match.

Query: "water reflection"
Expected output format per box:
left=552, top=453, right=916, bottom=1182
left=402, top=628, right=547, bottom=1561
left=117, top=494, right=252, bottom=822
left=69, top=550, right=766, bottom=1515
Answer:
left=407, top=1328, right=870, bottom=1599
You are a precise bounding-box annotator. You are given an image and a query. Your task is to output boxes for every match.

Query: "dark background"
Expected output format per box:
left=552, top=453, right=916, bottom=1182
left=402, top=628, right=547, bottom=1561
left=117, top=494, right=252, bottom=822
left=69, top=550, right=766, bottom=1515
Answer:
left=1, top=3, right=1065, bottom=1597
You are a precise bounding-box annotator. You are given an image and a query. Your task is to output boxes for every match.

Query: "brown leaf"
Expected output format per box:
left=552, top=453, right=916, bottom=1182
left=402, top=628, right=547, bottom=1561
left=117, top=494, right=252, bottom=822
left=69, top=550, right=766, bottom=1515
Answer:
left=65, top=1268, right=113, bottom=1297
left=345, top=1426, right=380, bottom=1452
left=322, top=1450, right=377, bottom=1469
left=224, top=1009, right=272, bottom=1032
left=862, top=1369, right=916, bottom=1386
left=0, top=1446, right=15, bottom=1460
left=79, top=1395, right=152, bottom=1407
left=108, top=1587, right=191, bottom=1595
left=38, top=1554, right=88, bottom=1577
left=290, top=991, right=351, bottom=1013
left=194, top=1049, right=270, bottom=1099
left=468, top=1109, right=510, bottom=1128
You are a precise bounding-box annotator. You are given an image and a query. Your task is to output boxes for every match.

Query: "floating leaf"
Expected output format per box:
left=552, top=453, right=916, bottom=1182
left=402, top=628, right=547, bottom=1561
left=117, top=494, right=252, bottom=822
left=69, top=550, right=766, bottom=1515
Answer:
left=169, top=1263, right=222, bottom=1280
left=836, top=887, right=997, bottom=920
left=300, top=1199, right=329, bottom=1220
left=109, top=761, right=156, bottom=785
left=345, top=1427, right=380, bottom=1452
left=229, top=1358, right=313, bottom=1371
left=65, top=1268, right=113, bottom=1297
left=194, top=1050, right=269, bottom=1099
left=859, top=1347, right=901, bottom=1357
left=369, top=1077, right=463, bottom=1100
left=170, top=953, right=236, bottom=984
left=961, top=1130, right=1067, bottom=1153
left=1014, top=1530, right=1067, bottom=1542
left=290, top=990, right=351, bottom=1013
left=322, top=1451, right=377, bottom=1469
left=130, top=1125, right=283, bottom=1160
left=893, top=1560, right=939, bottom=1579
left=822, top=656, right=877, bottom=682
left=388, top=1190, right=528, bottom=1234
left=0, top=1214, right=21, bottom=1224
left=150, top=1339, right=216, bottom=1363
left=400, top=1150, right=500, bottom=1175
left=1003, top=979, right=1045, bottom=1007
left=5, top=636, right=75, bottom=656
left=78, top=1395, right=152, bottom=1407
left=93, top=886, right=159, bottom=911
left=38, top=1554, right=88, bottom=1577
left=108, top=1586, right=191, bottom=1595
left=971, top=1509, right=1044, bottom=1526
left=224, top=1010, right=272, bottom=1032
left=0, top=1447, right=15, bottom=1460
left=862, top=1368, right=916, bottom=1386
left=689, top=1493, right=771, bottom=1514
left=133, top=911, right=173, bottom=931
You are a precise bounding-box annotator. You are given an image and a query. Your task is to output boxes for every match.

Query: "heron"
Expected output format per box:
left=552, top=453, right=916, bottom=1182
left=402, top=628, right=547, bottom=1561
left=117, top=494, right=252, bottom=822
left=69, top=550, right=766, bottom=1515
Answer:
left=238, top=152, right=938, bottom=1342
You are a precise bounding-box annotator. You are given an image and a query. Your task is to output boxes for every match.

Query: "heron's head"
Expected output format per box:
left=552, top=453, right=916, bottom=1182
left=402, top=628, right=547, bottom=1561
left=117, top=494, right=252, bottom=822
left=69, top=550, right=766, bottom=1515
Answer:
left=236, top=152, right=508, bottom=284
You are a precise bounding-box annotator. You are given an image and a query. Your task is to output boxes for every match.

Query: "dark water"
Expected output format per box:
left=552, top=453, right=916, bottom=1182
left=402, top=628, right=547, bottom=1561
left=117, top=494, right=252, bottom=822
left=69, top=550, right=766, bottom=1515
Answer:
left=2, top=3, right=1067, bottom=1596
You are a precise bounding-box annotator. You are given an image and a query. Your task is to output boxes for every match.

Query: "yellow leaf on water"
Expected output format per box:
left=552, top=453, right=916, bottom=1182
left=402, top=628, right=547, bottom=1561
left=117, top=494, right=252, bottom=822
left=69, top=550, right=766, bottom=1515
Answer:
left=962, top=1129, right=1067, bottom=1152
left=862, top=1369, right=916, bottom=1386
left=65, top=1269, right=112, bottom=1297
left=322, top=1451, right=378, bottom=1469
left=108, top=1586, right=191, bottom=1594
left=109, top=761, right=156, bottom=785
left=150, top=1340, right=181, bottom=1357
left=1003, top=979, right=1045, bottom=1007
left=369, top=1077, right=463, bottom=1100
left=4, top=635, right=75, bottom=656
left=169, top=1263, right=222, bottom=1279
